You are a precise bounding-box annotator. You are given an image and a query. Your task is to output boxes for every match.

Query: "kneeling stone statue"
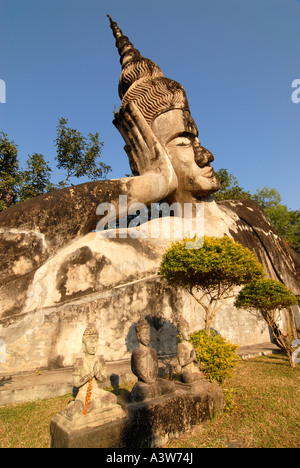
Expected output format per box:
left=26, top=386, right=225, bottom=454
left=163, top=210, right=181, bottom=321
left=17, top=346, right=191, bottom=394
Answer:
left=66, top=323, right=123, bottom=421
left=177, top=316, right=206, bottom=384
left=131, top=318, right=176, bottom=402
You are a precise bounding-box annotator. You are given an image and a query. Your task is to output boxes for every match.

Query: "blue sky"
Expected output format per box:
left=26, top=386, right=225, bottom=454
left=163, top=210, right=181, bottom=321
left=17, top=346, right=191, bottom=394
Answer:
left=0, top=0, right=299, bottom=210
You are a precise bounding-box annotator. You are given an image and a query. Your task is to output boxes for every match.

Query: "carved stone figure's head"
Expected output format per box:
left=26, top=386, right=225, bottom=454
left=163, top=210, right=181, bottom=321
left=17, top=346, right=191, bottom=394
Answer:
left=82, top=323, right=99, bottom=355
left=177, top=316, right=190, bottom=341
left=108, top=15, right=220, bottom=199
left=135, top=318, right=150, bottom=347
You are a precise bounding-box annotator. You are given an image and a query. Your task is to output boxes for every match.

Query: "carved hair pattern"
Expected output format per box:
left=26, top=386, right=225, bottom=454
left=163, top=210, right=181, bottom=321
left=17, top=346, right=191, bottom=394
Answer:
left=83, top=322, right=99, bottom=337
left=121, top=77, right=189, bottom=124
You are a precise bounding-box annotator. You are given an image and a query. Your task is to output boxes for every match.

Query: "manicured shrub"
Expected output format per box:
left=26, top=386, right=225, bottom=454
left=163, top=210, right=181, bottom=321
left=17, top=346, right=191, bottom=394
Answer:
left=159, top=236, right=265, bottom=335
left=189, top=329, right=240, bottom=384
left=235, top=278, right=298, bottom=367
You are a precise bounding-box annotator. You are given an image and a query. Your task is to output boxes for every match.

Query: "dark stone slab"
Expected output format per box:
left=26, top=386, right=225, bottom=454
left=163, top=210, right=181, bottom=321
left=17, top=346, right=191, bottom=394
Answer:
left=50, top=381, right=224, bottom=448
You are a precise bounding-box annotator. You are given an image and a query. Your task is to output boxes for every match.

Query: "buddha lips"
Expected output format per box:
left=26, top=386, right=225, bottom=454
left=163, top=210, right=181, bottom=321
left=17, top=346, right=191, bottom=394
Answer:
left=82, top=378, right=93, bottom=415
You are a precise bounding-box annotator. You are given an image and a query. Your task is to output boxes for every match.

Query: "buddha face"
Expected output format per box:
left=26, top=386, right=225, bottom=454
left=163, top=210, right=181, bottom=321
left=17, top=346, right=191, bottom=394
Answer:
left=83, top=334, right=98, bottom=355
left=178, top=325, right=190, bottom=342
left=137, top=325, right=150, bottom=347
left=152, top=109, right=220, bottom=198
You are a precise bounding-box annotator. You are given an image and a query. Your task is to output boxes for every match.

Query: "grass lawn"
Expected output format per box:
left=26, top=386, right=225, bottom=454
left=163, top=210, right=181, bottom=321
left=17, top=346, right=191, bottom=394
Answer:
left=0, top=353, right=299, bottom=448
left=166, top=353, right=300, bottom=448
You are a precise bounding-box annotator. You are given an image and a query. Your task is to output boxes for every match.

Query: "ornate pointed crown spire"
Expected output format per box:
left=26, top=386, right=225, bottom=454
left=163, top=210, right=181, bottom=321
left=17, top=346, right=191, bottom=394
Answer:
left=108, top=15, right=190, bottom=125
left=107, top=14, right=164, bottom=101
left=107, top=14, right=142, bottom=68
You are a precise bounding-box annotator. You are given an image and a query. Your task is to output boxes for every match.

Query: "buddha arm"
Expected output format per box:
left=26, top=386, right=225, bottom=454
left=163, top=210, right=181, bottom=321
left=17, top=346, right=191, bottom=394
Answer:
left=177, top=343, right=195, bottom=368
left=72, top=358, right=92, bottom=388
left=94, top=357, right=107, bottom=383
left=131, top=348, right=158, bottom=384
left=113, top=103, right=178, bottom=200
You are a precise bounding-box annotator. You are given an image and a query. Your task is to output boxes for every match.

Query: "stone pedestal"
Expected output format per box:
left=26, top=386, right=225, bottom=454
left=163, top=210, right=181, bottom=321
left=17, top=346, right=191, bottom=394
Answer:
left=50, top=405, right=127, bottom=448
left=49, top=380, right=224, bottom=448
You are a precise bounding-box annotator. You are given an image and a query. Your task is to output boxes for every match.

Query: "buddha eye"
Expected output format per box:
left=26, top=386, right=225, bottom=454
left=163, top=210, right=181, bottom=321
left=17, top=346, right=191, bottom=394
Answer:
left=169, top=137, right=192, bottom=147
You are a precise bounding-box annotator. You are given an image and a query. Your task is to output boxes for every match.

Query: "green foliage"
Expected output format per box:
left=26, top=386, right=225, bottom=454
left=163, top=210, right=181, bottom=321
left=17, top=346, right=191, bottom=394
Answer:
left=19, top=153, right=53, bottom=202
left=235, top=279, right=298, bottom=367
left=159, top=236, right=265, bottom=334
left=55, top=117, right=111, bottom=188
left=189, top=329, right=240, bottom=384
left=213, top=168, right=252, bottom=202
left=252, top=187, right=282, bottom=210
left=253, top=188, right=300, bottom=255
left=0, top=120, right=111, bottom=211
left=234, top=279, right=298, bottom=312
left=0, top=134, right=53, bottom=210
left=0, top=132, right=19, bottom=210
left=159, top=236, right=265, bottom=294
left=286, top=209, right=300, bottom=254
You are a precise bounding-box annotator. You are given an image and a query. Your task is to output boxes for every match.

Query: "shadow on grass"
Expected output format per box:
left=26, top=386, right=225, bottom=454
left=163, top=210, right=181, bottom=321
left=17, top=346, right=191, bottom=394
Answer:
left=247, top=353, right=289, bottom=366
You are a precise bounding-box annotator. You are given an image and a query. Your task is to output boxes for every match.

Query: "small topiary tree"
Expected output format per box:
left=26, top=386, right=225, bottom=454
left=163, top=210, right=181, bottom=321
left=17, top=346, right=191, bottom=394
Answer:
left=189, top=329, right=240, bottom=384
left=234, top=279, right=298, bottom=367
left=159, top=236, right=265, bottom=335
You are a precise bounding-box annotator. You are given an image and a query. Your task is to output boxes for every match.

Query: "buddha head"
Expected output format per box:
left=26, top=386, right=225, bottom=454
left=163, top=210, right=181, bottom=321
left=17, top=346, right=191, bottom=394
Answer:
left=177, top=316, right=190, bottom=342
left=82, top=323, right=99, bottom=355
left=135, top=317, right=150, bottom=347
left=108, top=15, right=220, bottom=201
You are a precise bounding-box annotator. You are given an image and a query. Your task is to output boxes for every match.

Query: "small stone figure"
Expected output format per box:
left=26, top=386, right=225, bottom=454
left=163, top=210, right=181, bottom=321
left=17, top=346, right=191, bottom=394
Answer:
left=66, top=323, right=117, bottom=420
left=177, top=316, right=205, bottom=384
left=131, top=318, right=176, bottom=402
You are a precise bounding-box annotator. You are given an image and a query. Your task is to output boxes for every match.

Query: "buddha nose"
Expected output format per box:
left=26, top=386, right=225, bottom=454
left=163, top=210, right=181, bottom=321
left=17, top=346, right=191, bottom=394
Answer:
left=194, top=140, right=214, bottom=167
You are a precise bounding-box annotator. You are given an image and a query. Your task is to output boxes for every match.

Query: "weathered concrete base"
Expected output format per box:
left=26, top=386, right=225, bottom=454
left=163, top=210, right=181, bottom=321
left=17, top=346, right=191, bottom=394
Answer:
left=50, top=405, right=127, bottom=448
left=49, top=380, right=224, bottom=448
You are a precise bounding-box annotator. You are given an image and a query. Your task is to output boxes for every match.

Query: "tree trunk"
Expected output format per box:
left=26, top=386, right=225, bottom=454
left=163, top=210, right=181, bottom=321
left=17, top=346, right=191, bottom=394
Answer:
left=263, top=310, right=295, bottom=367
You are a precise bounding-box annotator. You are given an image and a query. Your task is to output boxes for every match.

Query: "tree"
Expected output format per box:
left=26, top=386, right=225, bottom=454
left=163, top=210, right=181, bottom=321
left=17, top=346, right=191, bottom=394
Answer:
left=212, top=173, right=300, bottom=255
left=0, top=120, right=112, bottom=212
left=19, top=153, right=53, bottom=202
left=213, top=168, right=252, bottom=202
left=252, top=187, right=282, bottom=210
left=159, top=236, right=265, bottom=335
left=0, top=132, right=19, bottom=210
left=287, top=209, right=300, bottom=254
left=253, top=187, right=300, bottom=254
left=55, top=117, right=111, bottom=188
left=0, top=133, right=53, bottom=211
left=234, top=279, right=298, bottom=367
